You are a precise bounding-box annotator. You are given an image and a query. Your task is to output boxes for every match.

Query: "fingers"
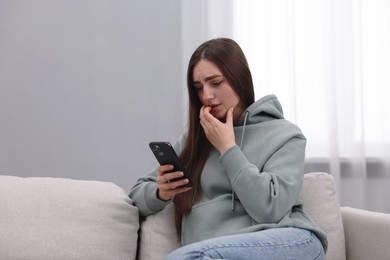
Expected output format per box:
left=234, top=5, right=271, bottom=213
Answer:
left=156, top=165, right=192, bottom=201
left=199, top=105, right=234, bottom=131
left=199, top=106, right=219, bottom=135
left=158, top=171, right=189, bottom=187
left=200, top=105, right=234, bottom=125
left=157, top=165, right=184, bottom=183
left=200, top=106, right=217, bottom=124
left=199, top=106, right=237, bottom=154
left=158, top=180, right=192, bottom=201
left=157, top=164, right=174, bottom=176
left=226, top=107, right=234, bottom=126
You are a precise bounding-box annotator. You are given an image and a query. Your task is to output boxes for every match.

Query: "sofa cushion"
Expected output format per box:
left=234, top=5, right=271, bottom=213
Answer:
left=0, top=175, right=139, bottom=260
left=301, top=172, right=346, bottom=260
left=138, top=203, right=180, bottom=260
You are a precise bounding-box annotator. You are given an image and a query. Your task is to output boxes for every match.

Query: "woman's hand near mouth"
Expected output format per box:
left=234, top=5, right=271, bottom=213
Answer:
left=199, top=105, right=236, bottom=154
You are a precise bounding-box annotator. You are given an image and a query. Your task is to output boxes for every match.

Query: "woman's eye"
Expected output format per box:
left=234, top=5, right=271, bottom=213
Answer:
left=212, top=81, right=223, bottom=86
left=194, top=85, right=203, bottom=91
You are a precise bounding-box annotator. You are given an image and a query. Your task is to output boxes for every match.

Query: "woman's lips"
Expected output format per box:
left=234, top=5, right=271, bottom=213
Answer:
left=210, top=104, right=220, bottom=111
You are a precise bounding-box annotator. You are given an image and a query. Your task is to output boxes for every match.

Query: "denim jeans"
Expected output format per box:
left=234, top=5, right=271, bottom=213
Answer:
left=165, top=227, right=326, bottom=260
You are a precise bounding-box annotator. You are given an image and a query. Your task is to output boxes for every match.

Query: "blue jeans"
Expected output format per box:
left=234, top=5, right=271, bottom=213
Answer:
left=165, top=227, right=326, bottom=260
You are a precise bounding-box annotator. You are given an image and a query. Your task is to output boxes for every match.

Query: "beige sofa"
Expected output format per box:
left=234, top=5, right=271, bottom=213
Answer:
left=1, top=172, right=389, bottom=260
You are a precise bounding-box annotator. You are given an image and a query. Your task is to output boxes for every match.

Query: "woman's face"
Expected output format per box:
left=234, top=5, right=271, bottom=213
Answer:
left=192, top=59, right=245, bottom=123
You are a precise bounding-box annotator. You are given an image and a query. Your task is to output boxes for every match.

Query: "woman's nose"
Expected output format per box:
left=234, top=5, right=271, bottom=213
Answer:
left=202, top=85, right=214, bottom=101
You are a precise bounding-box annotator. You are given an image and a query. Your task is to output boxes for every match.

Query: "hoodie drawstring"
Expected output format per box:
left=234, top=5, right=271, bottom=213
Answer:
left=239, top=111, right=249, bottom=148
left=232, top=110, right=250, bottom=211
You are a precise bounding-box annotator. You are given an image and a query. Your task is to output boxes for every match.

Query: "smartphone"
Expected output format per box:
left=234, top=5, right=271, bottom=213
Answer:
left=149, top=141, right=193, bottom=187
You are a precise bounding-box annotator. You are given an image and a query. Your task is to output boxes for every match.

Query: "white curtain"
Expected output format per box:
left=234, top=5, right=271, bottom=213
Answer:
left=181, top=0, right=234, bottom=99
left=232, top=0, right=390, bottom=213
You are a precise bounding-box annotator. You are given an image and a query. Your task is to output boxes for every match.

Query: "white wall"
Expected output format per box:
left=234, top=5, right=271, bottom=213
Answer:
left=0, top=0, right=186, bottom=192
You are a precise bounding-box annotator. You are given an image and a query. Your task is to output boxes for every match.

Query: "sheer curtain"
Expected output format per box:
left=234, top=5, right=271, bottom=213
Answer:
left=233, top=0, right=390, bottom=213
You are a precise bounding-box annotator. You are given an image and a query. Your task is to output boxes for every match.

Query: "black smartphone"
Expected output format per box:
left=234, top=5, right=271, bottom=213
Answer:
left=149, top=141, right=193, bottom=187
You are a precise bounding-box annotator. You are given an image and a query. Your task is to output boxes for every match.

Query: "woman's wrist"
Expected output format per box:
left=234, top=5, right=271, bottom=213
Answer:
left=218, top=143, right=236, bottom=155
left=156, top=189, right=171, bottom=202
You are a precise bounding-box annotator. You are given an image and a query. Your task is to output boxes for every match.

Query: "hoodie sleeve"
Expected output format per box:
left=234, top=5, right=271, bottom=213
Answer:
left=129, top=135, right=186, bottom=217
left=128, top=167, right=172, bottom=217
left=219, top=133, right=306, bottom=224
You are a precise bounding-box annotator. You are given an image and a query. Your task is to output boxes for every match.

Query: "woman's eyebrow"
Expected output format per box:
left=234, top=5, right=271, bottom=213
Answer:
left=193, top=75, right=223, bottom=84
left=205, top=75, right=222, bottom=81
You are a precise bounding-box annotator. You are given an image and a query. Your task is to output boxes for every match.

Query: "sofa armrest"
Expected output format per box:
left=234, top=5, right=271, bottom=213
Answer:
left=0, top=175, right=139, bottom=260
left=341, top=206, right=390, bottom=260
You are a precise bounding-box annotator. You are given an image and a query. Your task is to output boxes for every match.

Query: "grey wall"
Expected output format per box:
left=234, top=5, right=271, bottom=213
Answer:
left=0, top=0, right=186, bottom=192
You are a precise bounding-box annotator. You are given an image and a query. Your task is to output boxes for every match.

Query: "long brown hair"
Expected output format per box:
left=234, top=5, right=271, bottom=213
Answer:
left=174, top=38, right=255, bottom=237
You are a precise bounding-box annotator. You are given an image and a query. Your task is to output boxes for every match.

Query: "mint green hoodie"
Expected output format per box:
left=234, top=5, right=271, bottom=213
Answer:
left=129, top=94, right=327, bottom=251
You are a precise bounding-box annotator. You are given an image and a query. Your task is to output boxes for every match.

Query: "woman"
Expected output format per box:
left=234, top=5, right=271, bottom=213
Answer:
left=130, top=38, right=327, bottom=259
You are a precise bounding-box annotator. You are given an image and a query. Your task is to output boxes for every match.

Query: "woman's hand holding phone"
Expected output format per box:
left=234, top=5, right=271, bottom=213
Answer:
left=149, top=141, right=193, bottom=201
left=156, top=164, right=192, bottom=201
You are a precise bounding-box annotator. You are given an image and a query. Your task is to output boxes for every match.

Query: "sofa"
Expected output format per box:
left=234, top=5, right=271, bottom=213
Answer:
left=1, top=172, right=389, bottom=260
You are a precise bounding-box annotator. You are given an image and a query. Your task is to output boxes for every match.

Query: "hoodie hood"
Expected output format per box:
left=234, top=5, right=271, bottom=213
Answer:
left=235, top=94, right=284, bottom=150
left=236, top=94, right=284, bottom=127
